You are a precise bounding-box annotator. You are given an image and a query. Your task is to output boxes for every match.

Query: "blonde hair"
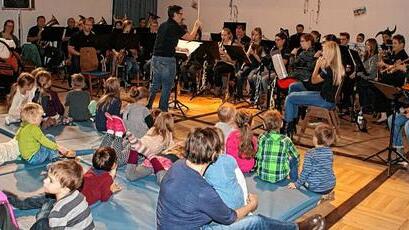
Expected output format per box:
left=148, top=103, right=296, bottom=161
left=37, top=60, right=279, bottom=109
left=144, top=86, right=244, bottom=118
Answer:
left=20, top=102, right=43, bottom=124
left=30, top=67, right=46, bottom=78
left=149, top=112, right=174, bottom=147
left=129, top=86, right=149, bottom=102
left=234, top=109, right=256, bottom=159
left=48, top=160, right=83, bottom=191
left=322, top=41, right=345, bottom=86
left=217, top=103, right=236, bottom=123
left=71, top=74, right=85, bottom=89
left=314, top=124, right=336, bottom=146
left=7, top=72, right=35, bottom=110
left=97, top=77, right=121, bottom=110
left=263, top=109, right=283, bottom=131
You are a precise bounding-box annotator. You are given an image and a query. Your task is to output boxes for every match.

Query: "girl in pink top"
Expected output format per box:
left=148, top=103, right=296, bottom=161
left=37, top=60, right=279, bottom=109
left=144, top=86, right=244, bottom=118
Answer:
left=226, top=109, right=258, bottom=173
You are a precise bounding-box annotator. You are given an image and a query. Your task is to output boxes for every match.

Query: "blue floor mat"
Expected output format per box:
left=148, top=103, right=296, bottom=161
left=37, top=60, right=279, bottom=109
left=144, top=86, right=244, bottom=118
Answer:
left=3, top=160, right=320, bottom=229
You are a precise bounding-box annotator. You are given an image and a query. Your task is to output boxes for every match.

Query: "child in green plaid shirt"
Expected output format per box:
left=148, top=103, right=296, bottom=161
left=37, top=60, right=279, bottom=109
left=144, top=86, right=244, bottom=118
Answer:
left=256, top=110, right=299, bottom=183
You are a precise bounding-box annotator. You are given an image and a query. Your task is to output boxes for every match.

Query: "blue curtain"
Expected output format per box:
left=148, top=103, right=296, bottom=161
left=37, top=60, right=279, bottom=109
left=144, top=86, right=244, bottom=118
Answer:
left=112, top=0, right=158, bottom=25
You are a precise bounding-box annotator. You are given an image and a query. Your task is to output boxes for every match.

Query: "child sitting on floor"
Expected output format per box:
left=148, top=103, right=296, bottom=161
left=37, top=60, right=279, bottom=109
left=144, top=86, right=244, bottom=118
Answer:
left=215, top=103, right=236, bottom=142
left=64, top=74, right=91, bottom=122
left=288, top=124, right=336, bottom=200
left=5, top=72, right=36, bottom=125
left=95, top=77, right=122, bottom=132
left=204, top=127, right=248, bottom=209
left=43, top=160, right=95, bottom=229
left=256, top=110, right=299, bottom=183
left=15, top=103, right=73, bottom=165
left=226, top=109, right=258, bottom=173
left=125, top=112, right=175, bottom=184
left=32, top=70, right=65, bottom=128
left=81, top=146, right=121, bottom=205
left=123, top=86, right=153, bottom=138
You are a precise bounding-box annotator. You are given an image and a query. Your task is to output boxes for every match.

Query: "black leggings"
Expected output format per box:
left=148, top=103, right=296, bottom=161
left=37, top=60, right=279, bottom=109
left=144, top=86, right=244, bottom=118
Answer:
left=213, top=62, right=235, bottom=88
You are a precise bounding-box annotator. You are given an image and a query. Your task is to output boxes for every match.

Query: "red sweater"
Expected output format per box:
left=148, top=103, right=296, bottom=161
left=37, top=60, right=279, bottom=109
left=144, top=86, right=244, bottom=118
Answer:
left=81, top=168, right=113, bottom=205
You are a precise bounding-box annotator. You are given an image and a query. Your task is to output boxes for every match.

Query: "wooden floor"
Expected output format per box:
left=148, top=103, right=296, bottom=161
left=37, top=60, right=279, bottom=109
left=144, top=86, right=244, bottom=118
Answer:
left=1, top=79, right=409, bottom=229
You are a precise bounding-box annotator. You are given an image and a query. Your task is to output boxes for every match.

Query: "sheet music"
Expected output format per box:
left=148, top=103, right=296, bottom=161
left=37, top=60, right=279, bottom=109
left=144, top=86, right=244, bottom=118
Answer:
left=271, top=50, right=288, bottom=79
left=176, top=40, right=202, bottom=56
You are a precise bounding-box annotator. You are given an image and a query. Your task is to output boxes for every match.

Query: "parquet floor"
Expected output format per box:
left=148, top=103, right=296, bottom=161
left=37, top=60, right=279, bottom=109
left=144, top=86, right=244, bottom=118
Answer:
left=1, top=80, right=409, bottom=229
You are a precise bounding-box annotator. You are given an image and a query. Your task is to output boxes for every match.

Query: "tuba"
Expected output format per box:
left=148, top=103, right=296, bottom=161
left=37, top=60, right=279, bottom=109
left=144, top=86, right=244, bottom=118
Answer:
left=45, top=15, right=59, bottom=27
left=97, top=17, right=107, bottom=25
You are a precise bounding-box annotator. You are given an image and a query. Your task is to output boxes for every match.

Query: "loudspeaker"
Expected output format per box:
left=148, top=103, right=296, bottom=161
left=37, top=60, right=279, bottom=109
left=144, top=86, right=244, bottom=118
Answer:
left=3, top=0, right=34, bottom=9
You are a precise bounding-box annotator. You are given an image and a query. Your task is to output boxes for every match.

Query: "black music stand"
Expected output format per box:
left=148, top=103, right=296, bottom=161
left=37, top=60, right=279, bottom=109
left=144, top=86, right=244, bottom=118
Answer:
left=41, top=27, right=65, bottom=70
left=364, top=81, right=409, bottom=175
left=41, top=27, right=65, bottom=42
left=93, top=25, right=113, bottom=35
left=190, top=41, right=220, bottom=100
left=210, top=33, right=222, bottom=42
left=169, top=52, right=190, bottom=116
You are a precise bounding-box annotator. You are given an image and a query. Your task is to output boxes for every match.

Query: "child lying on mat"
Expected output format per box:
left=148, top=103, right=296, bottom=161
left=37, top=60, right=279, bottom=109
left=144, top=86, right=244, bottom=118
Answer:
left=204, top=127, right=248, bottom=209
left=81, top=147, right=121, bottom=205
left=5, top=160, right=95, bottom=229
left=125, top=112, right=175, bottom=185
left=256, top=110, right=299, bottom=184
left=288, top=124, right=336, bottom=200
left=15, top=103, right=74, bottom=165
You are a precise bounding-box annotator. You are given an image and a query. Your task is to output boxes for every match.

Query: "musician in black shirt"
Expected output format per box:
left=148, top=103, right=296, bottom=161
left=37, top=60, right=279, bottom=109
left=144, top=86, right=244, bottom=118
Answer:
left=147, top=5, right=201, bottom=112
left=289, top=24, right=304, bottom=50
left=27, top=16, right=45, bottom=44
left=62, top=18, right=79, bottom=57
left=68, top=18, right=96, bottom=74
left=235, top=25, right=251, bottom=49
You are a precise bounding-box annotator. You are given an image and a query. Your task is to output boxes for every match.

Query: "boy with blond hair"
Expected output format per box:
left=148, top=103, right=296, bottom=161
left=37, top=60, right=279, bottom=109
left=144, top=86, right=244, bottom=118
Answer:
left=215, top=103, right=236, bottom=142
left=15, top=103, right=73, bottom=165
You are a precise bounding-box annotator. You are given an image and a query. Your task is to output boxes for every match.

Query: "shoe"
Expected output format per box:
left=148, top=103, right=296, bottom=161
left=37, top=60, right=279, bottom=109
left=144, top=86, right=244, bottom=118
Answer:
left=281, top=121, right=296, bottom=139
left=105, top=113, right=114, bottom=133
left=297, top=214, right=326, bottom=230
left=112, top=115, right=126, bottom=135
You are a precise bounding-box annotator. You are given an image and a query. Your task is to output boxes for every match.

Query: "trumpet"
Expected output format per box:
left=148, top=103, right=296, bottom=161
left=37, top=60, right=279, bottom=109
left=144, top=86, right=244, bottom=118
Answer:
left=380, top=57, right=409, bottom=74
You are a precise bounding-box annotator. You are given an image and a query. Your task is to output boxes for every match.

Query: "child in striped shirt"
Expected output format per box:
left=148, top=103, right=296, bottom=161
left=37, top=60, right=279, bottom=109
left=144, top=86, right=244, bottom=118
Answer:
left=288, top=124, right=336, bottom=200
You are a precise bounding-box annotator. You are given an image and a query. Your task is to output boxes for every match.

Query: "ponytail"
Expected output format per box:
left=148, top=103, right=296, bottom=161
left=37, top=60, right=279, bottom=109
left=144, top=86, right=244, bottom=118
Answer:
left=235, top=110, right=256, bottom=159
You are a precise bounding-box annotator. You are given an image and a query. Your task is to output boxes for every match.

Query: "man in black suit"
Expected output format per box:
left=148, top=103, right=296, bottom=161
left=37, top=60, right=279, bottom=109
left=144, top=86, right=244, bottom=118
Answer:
left=289, top=24, right=304, bottom=50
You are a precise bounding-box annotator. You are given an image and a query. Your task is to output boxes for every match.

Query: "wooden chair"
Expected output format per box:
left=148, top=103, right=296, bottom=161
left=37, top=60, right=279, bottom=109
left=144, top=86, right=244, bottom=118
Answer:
left=295, top=79, right=344, bottom=143
left=80, top=47, right=110, bottom=97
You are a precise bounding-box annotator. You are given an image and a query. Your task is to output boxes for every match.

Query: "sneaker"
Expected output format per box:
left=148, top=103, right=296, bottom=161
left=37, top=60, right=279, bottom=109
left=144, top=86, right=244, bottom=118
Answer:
left=297, top=214, right=326, bottom=230
left=5, top=116, right=11, bottom=126
left=112, top=115, right=126, bottom=135
left=105, top=113, right=114, bottom=132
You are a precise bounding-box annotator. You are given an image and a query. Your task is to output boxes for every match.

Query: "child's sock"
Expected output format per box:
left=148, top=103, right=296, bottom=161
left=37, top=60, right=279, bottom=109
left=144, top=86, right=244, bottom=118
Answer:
left=127, top=150, right=139, bottom=164
left=150, top=157, right=165, bottom=174
left=128, top=133, right=149, bottom=156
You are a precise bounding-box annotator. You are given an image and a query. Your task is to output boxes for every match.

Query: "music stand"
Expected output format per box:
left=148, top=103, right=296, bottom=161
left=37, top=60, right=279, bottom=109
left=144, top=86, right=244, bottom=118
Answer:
left=169, top=52, right=190, bottom=116
left=364, top=81, right=409, bottom=176
left=93, top=25, right=113, bottom=35
left=190, top=41, right=220, bottom=100
left=41, top=27, right=65, bottom=42
left=210, top=33, right=221, bottom=42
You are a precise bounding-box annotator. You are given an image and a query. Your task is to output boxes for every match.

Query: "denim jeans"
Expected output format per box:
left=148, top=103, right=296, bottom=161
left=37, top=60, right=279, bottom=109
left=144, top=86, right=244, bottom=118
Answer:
left=284, top=91, right=335, bottom=122
left=147, top=56, right=176, bottom=112
left=288, top=82, right=307, bottom=94
left=203, top=214, right=297, bottom=230
left=289, top=157, right=299, bottom=182
left=27, top=134, right=58, bottom=165
left=387, top=113, right=409, bottom=148
left=124, top=56, right=140, bottom=83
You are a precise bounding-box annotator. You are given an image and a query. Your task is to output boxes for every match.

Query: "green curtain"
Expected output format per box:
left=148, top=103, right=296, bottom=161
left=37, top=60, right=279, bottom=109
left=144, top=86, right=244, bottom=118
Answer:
left=112, top=0, right=158, bottom=25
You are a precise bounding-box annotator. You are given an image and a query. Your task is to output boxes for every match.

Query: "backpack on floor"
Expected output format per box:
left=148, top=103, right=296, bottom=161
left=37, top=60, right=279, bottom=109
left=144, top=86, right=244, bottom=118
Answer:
left=0, top=191, right=19, bottom=230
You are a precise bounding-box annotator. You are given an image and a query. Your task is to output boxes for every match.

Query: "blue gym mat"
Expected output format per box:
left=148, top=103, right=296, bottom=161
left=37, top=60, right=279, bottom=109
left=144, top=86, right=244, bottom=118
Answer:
left=1, top=156, right=320, bottom=229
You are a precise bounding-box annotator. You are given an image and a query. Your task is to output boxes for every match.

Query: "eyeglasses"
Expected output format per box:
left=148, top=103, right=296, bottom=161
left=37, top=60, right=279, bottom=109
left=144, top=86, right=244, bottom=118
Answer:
left=300, top=40, right=306, bottom=42
left=275, top=38, right=282, bottom=41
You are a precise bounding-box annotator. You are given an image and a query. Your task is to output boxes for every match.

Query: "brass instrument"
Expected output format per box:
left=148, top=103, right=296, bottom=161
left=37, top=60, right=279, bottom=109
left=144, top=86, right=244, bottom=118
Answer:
left=79, top=15, right=86, bottom=21
left=380, top=57, right=409, bottom=74
left=97, top=17, right=107, bottom=25
left=38, top=15, right=60, bottom=47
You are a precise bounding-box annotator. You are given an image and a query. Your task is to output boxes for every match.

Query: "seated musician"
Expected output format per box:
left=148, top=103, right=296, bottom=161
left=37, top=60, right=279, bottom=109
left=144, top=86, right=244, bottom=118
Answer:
left=284, top=33, right=316, bottom=94
left=138, top=18, right=147, bottom=28
left=62, top=18, right=79, bottom=58
left=0, top=20, right=20, bottom=51
left=255, top=32, right=291, bottom=107
left=23, top=16, right=46, bottom=66
left=355, top=38, right=378, bottom=113
left=374, top=34, right=408, bottom=123
left=212, top=27, right=238, bottom=96
left=150, top=21, right=159, bottom=34
left=353, top=33, right=366, bottom=60
left=235, top=24, right=251, bottom=49
left=114, top=20, right=123, bottom=30
left=68, top=18, right=96, bottom=75
left=289, top=24, right=304, bottom=51
left=112, top=19, right=140, bottom=86
left=236, top=27, right=263, bottom=101
left=311, top=30, right=321, bottom=52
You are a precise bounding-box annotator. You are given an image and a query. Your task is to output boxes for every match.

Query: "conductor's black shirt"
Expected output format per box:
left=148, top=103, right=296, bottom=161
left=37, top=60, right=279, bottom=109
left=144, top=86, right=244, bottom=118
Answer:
left=69, top=31, right=96, bottom=51
left=153, top=18, right=186, bottom=57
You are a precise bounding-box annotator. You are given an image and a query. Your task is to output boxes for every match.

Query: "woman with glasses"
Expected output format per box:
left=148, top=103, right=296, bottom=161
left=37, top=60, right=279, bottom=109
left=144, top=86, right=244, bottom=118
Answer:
left=0, top=20, right=20, bottom=51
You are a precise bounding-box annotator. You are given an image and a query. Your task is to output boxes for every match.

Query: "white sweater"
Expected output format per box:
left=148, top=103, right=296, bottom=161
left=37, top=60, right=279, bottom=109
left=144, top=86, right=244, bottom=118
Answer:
left=7, top=86, right=37, bottom=119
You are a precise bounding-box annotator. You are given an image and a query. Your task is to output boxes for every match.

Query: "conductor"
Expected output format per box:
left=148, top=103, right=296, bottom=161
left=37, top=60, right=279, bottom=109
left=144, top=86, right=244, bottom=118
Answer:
left=147, top=5, right=201, bottom=112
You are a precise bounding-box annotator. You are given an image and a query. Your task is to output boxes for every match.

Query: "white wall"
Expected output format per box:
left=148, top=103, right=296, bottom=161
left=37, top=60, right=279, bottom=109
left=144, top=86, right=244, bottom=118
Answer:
left=0, top=0, right=112, bottom=44
left=158, top=0, right=409, bottom=44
